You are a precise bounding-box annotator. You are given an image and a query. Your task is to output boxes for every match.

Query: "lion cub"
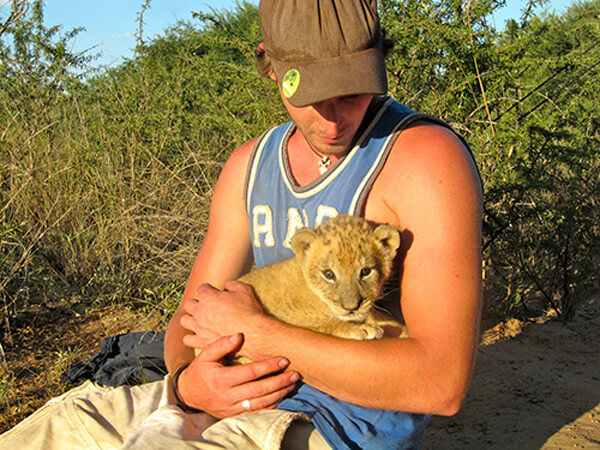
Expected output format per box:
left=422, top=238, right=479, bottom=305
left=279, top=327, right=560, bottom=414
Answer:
left=238, top=215, right=406, bottom=346
left=195, top=215, right=406, bottom=363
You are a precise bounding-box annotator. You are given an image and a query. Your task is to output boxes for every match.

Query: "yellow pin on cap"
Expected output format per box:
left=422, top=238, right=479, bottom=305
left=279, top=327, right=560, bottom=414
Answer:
left=282, top=69, right=300, bottom=98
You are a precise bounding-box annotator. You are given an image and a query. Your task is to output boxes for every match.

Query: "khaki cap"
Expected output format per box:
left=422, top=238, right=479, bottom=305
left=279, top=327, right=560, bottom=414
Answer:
left=259, top=0, right=387, bottom=107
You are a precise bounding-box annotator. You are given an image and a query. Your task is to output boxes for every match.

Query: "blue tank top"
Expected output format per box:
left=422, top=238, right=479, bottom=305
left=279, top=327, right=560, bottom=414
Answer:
left=246, top=97, right=425, bottom=269
left=243, top=97, right=460, bottom=449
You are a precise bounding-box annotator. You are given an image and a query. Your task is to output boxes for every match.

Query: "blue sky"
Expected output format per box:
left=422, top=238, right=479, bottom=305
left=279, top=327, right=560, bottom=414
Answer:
left=1, top=0, right=572, bottom=69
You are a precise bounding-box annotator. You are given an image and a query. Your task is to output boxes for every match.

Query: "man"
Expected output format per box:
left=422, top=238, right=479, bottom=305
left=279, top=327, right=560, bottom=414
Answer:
left=166, top=0, right=482, bottom=447
left=0, top=0, right=481, bottom=448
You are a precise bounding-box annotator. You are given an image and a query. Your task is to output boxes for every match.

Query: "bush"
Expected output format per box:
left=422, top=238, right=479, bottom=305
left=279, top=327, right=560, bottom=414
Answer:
left=1, top=0, right=598, bottom=323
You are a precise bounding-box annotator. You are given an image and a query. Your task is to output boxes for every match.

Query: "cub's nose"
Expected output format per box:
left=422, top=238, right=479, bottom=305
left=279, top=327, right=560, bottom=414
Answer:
left=343, top=297, right=363, bottom=311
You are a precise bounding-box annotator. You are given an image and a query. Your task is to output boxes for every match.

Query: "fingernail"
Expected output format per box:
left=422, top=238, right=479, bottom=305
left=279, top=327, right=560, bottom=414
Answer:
left=278, top=358, right=290, bottom=368
left=289, top=372, right=299, bottom=382
left=229, top=333, right=241, bottom=343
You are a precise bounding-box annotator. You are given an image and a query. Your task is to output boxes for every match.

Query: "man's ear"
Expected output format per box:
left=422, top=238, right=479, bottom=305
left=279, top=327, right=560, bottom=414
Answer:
left=290, top=228, right=317, bottom=257
left=257, top=41, right=277, bottom=81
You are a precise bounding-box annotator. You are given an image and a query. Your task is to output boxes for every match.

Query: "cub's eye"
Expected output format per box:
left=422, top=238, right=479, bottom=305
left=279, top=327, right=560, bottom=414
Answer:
left=360, top=267, right=372, bottom=277
left=322, top=269, right=336, bottom=281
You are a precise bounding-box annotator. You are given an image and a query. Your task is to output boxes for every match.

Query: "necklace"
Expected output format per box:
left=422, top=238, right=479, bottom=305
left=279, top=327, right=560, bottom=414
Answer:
left=308, top=146, right=332, bottom=175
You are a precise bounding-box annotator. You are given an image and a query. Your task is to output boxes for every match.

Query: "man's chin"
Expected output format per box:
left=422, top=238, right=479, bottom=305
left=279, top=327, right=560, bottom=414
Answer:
left=310, top=140, right=353, bottom=158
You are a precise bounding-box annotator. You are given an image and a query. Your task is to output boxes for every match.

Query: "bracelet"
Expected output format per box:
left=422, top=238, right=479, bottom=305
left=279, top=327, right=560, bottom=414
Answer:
left=171, top=363, right=203, bottom=414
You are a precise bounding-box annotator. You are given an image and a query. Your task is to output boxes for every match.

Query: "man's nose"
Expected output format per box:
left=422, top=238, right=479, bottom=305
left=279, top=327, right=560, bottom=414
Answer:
left=314, top=98, right=342, bottom=123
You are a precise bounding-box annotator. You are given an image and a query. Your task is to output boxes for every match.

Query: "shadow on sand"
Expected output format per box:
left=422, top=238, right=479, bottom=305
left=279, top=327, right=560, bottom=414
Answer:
left=421, top=297, right=600, bottom=449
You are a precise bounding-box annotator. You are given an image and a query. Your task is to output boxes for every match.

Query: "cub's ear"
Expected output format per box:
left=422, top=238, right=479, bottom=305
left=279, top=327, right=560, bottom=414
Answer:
left=373, top=224, right=401, bottom=258
left=290, top=228, right=317, bottom=256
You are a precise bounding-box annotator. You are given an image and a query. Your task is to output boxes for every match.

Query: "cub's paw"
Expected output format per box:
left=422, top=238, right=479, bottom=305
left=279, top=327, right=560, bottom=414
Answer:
left=349, top=323, right=384, bottom=340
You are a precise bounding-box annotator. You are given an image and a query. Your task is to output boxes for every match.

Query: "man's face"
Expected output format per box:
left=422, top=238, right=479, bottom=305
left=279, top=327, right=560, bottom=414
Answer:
left=279, top=88, right=374, bottom=157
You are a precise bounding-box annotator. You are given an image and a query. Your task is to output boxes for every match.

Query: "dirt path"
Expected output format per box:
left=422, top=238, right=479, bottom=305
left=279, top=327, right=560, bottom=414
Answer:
left=422, top=296, right=600, bottom=449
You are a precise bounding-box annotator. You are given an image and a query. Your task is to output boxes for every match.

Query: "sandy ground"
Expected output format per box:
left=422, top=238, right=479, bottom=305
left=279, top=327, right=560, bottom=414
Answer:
left=2, top=297, right=599, bottom=448
left=421, top=295, right=600, bottom=449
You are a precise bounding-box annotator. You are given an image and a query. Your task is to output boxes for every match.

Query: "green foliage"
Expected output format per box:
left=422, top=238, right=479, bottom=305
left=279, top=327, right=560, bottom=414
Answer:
left=0, top=1, right=284, bottom=318
left=1, top=0, right=94, bottom=311
left=381, top=0, right=600, bottom=319
left=480, top=1, right=600, bottom=319
left=0, top=0, right=598, bottom=322
left=381, top=0, right=502, bottom=123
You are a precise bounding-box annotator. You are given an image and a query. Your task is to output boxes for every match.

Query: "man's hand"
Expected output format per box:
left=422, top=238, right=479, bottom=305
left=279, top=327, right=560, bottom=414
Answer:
left=181, top=281, right=266, bottom=358
left=178, top=282, right=298, bottom=418
left=176, top=333, right=299, bottom=419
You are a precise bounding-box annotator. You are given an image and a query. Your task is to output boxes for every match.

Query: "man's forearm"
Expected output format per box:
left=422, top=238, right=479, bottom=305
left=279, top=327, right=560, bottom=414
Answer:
left=245, top=315, right=474, bottom=416
left=164, top=310, right=195, bottom=373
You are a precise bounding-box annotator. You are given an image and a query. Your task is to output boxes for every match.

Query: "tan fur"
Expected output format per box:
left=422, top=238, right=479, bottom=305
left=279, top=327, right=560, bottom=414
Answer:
left=194, top=215, right=406, bottom=362
left=222, top=215, right=407, bottom=363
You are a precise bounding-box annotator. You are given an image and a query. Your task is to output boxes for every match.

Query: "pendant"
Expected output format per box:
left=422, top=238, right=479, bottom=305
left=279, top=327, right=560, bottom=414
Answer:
left=318, top=156, right=331, bottom=175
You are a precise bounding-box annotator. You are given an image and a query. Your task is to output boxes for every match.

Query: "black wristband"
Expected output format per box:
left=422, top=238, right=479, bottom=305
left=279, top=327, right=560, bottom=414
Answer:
left=171, top=363, right=203, bottom=414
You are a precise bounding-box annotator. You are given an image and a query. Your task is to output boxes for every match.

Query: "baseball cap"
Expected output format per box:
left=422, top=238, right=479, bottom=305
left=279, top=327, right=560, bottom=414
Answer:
left=259, top=0, right=388, bottom=107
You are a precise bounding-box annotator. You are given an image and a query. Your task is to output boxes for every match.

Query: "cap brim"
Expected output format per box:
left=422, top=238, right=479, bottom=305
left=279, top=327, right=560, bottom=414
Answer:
left=271, top=46, right=387, bottom=107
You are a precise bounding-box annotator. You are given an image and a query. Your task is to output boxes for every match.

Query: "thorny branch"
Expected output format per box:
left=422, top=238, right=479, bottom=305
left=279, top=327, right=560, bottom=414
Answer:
left=0, top=0, right=28, bottom=38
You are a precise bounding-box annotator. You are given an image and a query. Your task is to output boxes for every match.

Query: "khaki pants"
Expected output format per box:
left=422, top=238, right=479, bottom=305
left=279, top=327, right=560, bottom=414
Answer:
left=0, top=377, right=329, bottom=449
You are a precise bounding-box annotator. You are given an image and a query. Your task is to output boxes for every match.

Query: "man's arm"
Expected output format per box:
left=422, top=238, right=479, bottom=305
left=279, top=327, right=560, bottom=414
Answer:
left=164, top=138, right=299, bottom=418
left=285, top=122, right=483, bottom=414
left=181, top=123, right=482, bottom=416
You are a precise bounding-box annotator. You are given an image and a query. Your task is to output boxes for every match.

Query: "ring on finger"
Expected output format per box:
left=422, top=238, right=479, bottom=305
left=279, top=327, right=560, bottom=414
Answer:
left=241, top=399, right=252, bottom=412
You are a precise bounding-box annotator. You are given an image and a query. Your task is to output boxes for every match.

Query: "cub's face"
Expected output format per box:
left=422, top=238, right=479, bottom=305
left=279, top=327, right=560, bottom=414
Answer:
left=291, top=215, right=400, bottom=322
